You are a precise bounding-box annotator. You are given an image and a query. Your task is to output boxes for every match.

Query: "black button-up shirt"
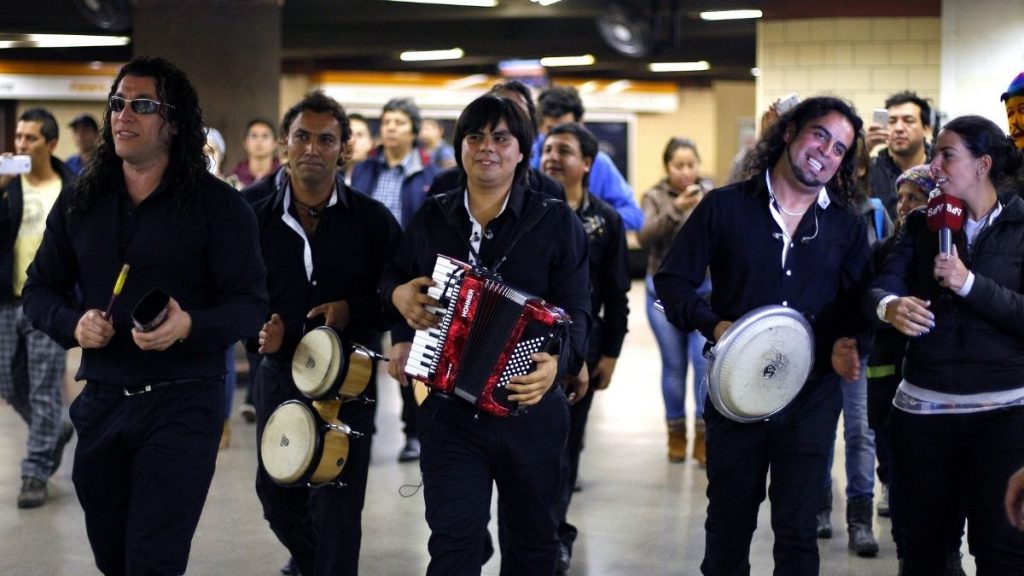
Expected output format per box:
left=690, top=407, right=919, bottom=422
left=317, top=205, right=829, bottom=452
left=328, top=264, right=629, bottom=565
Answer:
left=250, top=168, right=402, bottom=361
left=23, top=169, right=268, bottom=386
left=654, top=173, right=872, bottom=376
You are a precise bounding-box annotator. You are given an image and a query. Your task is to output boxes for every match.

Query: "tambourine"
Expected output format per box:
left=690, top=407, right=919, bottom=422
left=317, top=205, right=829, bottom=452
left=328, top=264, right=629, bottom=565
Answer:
left=706, top=305, right=814, bottom=423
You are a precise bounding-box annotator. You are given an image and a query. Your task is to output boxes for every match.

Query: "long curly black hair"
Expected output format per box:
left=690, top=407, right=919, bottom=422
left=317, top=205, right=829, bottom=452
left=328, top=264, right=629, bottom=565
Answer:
left=745, top=96, right=864, bottom=207
left=69, top=56, right=208, bottom=221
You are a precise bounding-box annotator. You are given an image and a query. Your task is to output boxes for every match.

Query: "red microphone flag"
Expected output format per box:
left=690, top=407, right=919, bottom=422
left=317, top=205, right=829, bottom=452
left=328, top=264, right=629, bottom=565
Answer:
left=926, top=193, right=964, bottom=256
left=926, top=193, right=965, bottom=232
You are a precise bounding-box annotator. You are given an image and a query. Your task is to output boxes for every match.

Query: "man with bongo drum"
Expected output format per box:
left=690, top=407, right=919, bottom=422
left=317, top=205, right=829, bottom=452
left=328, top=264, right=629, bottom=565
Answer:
left=655, top=96, right=872, bottom=575
left=245, top=90, right=401, bottom=576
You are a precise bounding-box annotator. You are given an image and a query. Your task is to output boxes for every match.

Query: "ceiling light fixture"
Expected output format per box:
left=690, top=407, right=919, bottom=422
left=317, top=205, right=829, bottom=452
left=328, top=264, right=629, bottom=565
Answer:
left=648, top=60, right=711, bottom=73
left=400, top=48, right=465, bottom=62
left=0, top=33, right=130, bottom=49
left=539, top=54, right=595, bottom=67
left=445, top=74, right=490, bottom=90
left=699, top=10, right=763, bottom=21
left=386, top=0, right=498, bottom=7
left=530, top=0, right=563, bottom=5
left=603, top=80, right=633, bottom=94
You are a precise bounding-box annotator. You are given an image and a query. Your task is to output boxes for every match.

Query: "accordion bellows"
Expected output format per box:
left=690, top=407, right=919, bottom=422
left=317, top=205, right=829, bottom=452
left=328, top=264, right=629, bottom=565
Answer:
left=406, top=255, right=569, bottom=417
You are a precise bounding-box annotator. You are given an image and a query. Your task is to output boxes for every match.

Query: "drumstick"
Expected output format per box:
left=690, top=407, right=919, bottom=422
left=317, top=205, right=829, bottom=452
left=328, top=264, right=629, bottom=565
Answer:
left=101, top=264, right=130, bottom=320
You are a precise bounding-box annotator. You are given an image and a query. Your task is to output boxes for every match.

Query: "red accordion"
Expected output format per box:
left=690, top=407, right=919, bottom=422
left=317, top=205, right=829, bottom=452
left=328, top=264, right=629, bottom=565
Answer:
left=405, top=255, right=569, bottom=416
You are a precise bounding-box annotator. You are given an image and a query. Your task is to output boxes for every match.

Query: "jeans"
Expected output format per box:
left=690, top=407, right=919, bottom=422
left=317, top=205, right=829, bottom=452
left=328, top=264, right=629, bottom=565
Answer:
left=823, top=357, right=876, bottom=501
left=701, top=374, right=843, bottom=576
left=891, top=406, right=1024, bottom=576
left=646, top=276, right=709, bottom=421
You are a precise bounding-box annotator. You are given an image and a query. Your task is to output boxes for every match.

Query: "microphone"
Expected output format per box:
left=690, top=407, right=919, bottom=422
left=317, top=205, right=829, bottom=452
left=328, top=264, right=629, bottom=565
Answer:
left=926, top=192, right=965, bottom=256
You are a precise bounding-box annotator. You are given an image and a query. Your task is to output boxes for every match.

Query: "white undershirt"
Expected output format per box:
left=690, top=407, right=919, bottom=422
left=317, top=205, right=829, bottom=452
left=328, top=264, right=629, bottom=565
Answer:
left=280, top=175, right=339, bottom=281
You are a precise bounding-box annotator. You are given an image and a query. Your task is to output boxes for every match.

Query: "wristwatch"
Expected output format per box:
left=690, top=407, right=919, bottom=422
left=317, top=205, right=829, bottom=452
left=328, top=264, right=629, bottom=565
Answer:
left=876, top=294, right=897, bottom=323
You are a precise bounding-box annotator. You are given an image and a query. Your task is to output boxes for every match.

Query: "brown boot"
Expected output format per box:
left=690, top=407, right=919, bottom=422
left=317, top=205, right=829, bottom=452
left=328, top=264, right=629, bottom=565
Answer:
left=693, top=418, right=707, bottom=468
left=219, top=419, right=231, bottom=450
left=667, top=418, right=687, bottom=462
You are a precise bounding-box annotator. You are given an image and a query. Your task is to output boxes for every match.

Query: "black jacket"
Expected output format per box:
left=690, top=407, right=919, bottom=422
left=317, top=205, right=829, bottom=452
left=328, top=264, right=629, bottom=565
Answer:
left=379, top=183, right=590, bottom=378
left=248, top=167, right=402, bottom=361
left=23, top=169, right=268, bottom=386
left=868, top=193, right=1024, bottom=395
left=576, top=192, right=629, bottom=363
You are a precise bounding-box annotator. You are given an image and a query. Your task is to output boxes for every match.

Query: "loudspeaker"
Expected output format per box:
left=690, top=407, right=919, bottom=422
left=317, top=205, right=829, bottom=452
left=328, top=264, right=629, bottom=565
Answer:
left=73, top=0, right=133, bottom=32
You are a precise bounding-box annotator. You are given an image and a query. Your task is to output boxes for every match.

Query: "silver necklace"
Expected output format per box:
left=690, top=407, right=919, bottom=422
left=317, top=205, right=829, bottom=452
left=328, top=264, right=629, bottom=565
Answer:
left=776, top=201, right=806, bottom=217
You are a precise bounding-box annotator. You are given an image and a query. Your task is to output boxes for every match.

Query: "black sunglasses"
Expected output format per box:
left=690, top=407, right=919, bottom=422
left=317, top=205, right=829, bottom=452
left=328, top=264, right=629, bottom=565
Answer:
left=109, top=96, right=176, bottom=115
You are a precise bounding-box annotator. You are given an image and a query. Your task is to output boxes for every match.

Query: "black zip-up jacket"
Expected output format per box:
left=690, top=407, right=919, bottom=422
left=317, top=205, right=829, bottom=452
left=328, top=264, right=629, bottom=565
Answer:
left=655, top=173, right=873, bottom=380
left=23, top=169, right=268, bottom=386
left=576, top=192, right=629, bottom=364
left=0, top=156, right=73, bottom=303
left=379, top=182, right=590, bottom=378
left=868, top=193, right=1024, bottom=395
left=247, top=168, right=402, bottom=362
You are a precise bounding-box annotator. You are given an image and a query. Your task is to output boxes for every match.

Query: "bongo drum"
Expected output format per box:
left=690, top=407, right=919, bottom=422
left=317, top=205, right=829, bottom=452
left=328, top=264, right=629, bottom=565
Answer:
left=706, top=305, right=815, bottom=423
left=292, top=327, right=375, bottom=401
left=260, top=400, right=362, bottom=486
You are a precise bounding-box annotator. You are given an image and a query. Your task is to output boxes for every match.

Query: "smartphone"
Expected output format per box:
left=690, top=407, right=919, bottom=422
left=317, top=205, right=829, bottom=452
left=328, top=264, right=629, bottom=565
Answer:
left=776, top=92, right=800, bottom=115
left=0, top=155, right=31, bottom=175
left=872, top=108, right=889, bottom=127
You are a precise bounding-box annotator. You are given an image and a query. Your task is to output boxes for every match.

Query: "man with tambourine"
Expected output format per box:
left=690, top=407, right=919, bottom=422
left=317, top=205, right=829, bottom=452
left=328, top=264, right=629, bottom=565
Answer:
left=655, top=96, right=873, bottom=576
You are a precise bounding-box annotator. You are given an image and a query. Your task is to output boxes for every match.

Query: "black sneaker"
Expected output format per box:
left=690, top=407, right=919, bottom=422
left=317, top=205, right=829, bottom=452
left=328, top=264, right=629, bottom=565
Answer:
left=17, top=477, right=47, bottom=509
left=238, top=403, right=256, bottom=424
left=398, top=437, right=421, bottom=462
left=280, top=557, right=301, bottom=575
left=52, top=421, right=74, bottom=474
left=556, top=542, right=572, bottom=575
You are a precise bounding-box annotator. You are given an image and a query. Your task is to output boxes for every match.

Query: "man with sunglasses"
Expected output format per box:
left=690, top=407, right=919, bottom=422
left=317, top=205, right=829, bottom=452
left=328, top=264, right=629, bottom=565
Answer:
left=22, top=57, right=268, bottom=575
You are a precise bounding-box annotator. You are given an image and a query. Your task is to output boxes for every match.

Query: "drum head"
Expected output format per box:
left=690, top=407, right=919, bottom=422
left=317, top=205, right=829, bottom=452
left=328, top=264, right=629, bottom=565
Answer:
left=292, top=327, right=343, bottom=399
left=708, top=305, right=814, bottom=422
left=261, top=401, right=319, bottom=485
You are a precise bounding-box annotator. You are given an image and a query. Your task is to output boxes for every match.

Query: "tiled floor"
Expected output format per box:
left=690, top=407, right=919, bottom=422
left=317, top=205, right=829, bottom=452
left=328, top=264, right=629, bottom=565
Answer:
left=0, top=280, right=974, bottom=575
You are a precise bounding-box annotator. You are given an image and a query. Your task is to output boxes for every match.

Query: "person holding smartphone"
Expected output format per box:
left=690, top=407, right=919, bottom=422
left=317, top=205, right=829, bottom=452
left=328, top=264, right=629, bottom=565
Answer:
left=866, top=91, right=935, bottom=219
left=637, top=137, right=714, bottom=465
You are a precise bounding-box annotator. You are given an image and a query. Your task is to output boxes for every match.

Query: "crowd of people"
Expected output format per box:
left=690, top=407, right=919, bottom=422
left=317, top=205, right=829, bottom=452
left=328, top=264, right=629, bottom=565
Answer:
left=3, top=54, right=1024, bottom=576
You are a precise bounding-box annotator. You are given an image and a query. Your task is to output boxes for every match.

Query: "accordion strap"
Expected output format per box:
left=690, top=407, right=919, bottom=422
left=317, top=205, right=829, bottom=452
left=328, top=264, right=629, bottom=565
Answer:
left=441, top=192, right=558, bottom=276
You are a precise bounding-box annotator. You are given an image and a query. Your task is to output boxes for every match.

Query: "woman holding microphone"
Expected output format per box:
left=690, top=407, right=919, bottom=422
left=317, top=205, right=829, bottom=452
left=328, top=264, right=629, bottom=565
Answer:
left=868, top=115, right=1024, bottom=575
